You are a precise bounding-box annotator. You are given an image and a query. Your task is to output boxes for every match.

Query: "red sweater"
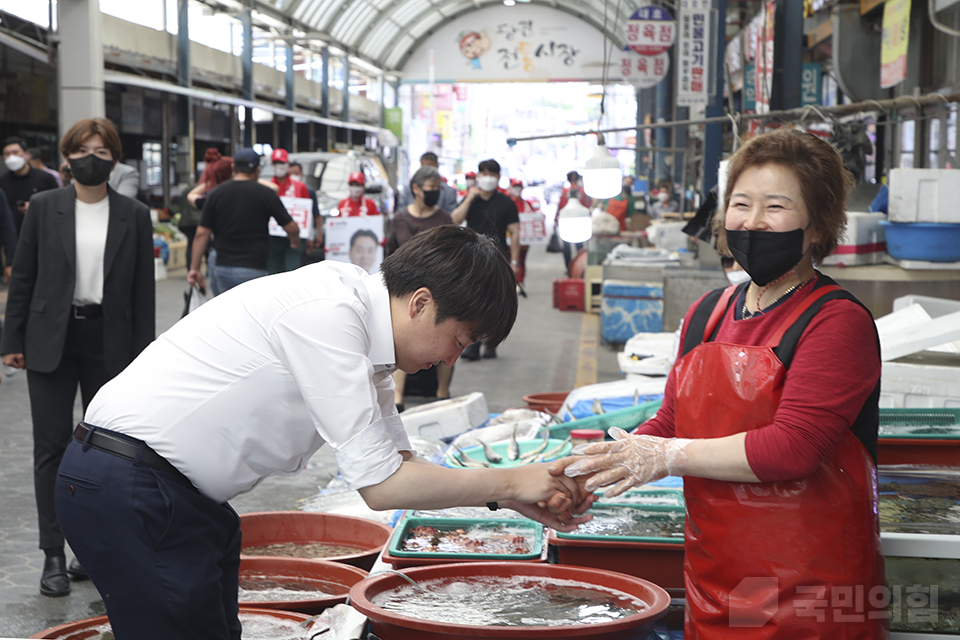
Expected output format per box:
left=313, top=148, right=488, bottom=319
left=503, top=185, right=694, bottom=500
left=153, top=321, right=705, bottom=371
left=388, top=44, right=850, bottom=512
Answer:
left=636, top=280, right=880, bottom=482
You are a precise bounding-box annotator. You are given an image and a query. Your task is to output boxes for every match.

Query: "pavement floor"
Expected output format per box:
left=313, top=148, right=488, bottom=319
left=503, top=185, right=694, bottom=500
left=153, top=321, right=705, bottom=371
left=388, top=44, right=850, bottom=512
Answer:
left=0, top=244, right=625, bottom=638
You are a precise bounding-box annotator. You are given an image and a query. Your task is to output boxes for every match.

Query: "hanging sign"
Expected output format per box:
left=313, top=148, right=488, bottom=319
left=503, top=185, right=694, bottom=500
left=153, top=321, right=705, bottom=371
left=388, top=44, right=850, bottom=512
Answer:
left=801, top=62, right=821, bottom=105
left=755, top=0, right=776, bottom=114
left=619, top=46, right=670, bottom=89
left=880, top=0, right=910, bottom=88
left=743, top=62, right=757, bottom=111
left=676, top=0, right=711, bottom=106
left=625, top=6, right=676, bottom=56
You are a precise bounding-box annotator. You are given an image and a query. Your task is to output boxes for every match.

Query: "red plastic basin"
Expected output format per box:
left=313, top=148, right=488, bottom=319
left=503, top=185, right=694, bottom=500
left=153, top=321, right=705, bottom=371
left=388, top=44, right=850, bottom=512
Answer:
left=522, top=391, right=570, bottom=414
left=239, top=511, right=392, bottom=571
left=30, top=608, right=314, bottom=639
left=349, top=561, right=670, bottom=639
left=239, top=556, right=368, bottom=615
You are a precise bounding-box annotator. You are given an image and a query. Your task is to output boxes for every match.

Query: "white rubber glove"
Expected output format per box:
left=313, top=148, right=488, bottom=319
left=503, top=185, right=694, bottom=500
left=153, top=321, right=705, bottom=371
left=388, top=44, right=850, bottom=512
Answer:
left=563, top=427, right=692, bottom=497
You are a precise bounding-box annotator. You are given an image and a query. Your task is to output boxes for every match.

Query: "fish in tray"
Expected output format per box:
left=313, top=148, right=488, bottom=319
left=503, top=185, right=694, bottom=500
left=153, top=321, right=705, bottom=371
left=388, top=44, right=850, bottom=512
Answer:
left=487, top=408, right=553, bottom=427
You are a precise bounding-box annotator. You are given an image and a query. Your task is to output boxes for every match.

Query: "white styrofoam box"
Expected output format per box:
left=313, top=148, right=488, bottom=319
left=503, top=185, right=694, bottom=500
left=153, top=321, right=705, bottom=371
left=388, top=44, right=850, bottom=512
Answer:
left=399, top=392, right=488, bottom=440
left=821, top=211, right=888, bottom=266
left=888, top=168, right=960, bottom=223
left=893, top=294, right=960, bottom=318
left=880, top=358, right=960, bottom=408
left=644, top=221, right=690, bottom=252
left=617, top=331, right=680, bottom=376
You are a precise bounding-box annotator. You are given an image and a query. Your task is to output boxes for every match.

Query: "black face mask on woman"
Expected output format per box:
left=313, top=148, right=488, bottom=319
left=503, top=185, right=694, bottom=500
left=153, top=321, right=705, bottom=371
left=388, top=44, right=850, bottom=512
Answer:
left=725, top=228, right=805, bottom=286
left=421, top=189, right=440, bottom=207
left=68, top=154, right=114, bottom=187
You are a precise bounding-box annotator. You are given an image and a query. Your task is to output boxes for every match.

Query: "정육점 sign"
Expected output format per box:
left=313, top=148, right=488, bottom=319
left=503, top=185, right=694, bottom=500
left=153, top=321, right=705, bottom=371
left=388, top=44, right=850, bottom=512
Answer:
left=625, top=6, right=676, bottom=56
left=619, top=46, right=670, bottom=89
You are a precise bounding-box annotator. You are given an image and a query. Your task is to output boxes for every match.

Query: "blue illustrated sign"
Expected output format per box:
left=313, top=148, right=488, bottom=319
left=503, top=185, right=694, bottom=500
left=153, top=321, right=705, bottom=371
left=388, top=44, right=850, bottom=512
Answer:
left=801, top=62, right=821, bottom=106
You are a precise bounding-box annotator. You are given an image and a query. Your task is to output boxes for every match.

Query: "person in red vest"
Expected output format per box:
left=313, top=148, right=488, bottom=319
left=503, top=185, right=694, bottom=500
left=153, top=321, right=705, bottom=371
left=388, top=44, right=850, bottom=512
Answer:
left=337, top=172, right=379, bottom=217
left=506, top=177, right=539, bottom=286
left=460, top=171, right=476, bottom=197
left=268, top=148, right=311, bottom=273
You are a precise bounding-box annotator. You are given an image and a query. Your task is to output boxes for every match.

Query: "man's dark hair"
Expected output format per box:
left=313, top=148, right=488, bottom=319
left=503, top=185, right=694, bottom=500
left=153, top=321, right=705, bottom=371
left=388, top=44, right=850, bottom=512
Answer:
left=381, top=225, right=517, bottom=348
left=566, top=170, right=581, bottom=182
left=478, top=159, right=500, bottom=175
left=350, top=228, right=378, bottom=248
left=26, top=147, right=42, bottom=160
left=3, top=136, right=28, bottom=153
left=289, top=161, right=302, bottom=170
left=420, top=152, right=438, bottom=164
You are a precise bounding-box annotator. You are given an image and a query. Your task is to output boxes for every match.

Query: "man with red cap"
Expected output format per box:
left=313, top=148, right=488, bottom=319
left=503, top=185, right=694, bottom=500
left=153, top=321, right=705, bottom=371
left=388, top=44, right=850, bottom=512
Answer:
left=268, top=148, right=311, bottom=273
left=506, top=178, right=543, bottom=287
left=460, top=171, right=476, bottom=197
left=337, top=172, right=380, bottom=217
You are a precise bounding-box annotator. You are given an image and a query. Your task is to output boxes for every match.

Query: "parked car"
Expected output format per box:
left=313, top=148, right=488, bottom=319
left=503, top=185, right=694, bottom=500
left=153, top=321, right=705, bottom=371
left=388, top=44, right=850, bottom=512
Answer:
left=260, top=151, right=395, bottom=217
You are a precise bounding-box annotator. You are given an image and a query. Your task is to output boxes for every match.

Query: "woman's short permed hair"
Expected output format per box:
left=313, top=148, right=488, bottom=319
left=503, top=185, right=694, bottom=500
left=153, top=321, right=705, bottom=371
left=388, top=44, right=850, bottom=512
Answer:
left=381, top=225, right=517, bottom=348
left=713, top=128, right=854, bottom=264
left=61, top=117, right=123, bottom=162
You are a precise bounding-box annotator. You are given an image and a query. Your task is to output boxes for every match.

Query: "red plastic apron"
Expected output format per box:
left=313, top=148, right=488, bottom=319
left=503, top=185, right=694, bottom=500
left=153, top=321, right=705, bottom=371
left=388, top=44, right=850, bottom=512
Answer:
left=673, top=285, right=886, bottom=639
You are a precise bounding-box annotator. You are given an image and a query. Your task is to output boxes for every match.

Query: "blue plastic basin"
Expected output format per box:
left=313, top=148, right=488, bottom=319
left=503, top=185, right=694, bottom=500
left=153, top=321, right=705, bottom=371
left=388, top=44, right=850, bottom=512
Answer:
left=879, top=220, right=960, bottom=262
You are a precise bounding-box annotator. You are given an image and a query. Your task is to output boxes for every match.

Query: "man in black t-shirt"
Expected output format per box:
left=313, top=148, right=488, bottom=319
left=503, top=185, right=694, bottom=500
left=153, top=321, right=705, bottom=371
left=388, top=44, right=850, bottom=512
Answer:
left=188, top=148, right=300, bottom=296
left=452, top=159, right=520, bottom=360
left=1, top=136, right=60, bottom=234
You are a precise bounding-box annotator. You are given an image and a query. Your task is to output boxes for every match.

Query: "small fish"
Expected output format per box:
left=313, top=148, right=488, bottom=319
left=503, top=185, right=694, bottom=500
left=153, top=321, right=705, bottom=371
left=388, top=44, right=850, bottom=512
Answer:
left=592, top=398, right=606, bottom=415
left=545, top=409, right=565, bottom=424
left=633, top=389, right=640, bottom=406
left=539, top=436, right=572, bottom=461
left=453, top=444, right=489, bottom=468
left=508, top=425, right=520, bottom=460
left=520, top=428, right=551, bottom=462
left=477, top=439, right=503, bottom=464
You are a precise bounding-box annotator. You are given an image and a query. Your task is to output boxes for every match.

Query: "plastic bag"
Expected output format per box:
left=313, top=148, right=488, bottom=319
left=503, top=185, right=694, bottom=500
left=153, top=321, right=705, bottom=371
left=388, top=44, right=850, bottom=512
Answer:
left=181, top=284, right=211, bottom=317
left=546, top=227, right=562, bottom=253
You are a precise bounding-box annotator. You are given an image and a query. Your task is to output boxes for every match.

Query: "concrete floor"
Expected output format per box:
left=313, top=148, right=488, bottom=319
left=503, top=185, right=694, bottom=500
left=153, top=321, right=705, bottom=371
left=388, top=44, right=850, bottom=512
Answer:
left=0, top=243, right=625, bottom=638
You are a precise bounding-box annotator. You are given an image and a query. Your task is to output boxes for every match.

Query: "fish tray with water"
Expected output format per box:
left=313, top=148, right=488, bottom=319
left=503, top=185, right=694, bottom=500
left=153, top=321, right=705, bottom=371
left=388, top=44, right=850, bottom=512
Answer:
left=388, top=518, right=544, bottom=560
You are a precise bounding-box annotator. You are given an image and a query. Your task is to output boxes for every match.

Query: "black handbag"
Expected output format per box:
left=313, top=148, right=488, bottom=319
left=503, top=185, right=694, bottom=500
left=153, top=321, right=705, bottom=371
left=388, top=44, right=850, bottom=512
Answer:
left=546, top=228, right=562, bottom=253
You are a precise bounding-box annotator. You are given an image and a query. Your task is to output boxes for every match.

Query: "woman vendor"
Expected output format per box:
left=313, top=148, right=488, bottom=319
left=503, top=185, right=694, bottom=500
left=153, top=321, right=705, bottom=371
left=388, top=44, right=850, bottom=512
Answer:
left=559, top=129, right=885, bottom=637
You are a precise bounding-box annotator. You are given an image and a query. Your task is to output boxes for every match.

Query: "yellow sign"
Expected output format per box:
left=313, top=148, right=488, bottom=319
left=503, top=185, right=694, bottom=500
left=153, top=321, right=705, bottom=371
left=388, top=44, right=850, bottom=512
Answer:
left=880, top=0, right=910, bottom=88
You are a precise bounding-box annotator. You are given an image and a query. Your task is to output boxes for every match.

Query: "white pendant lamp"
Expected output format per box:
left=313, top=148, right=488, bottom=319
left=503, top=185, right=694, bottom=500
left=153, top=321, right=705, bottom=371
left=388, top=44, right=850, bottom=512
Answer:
left=582, top=133, right=623, bottom=200
left=557, top=198, right=593, bottom=244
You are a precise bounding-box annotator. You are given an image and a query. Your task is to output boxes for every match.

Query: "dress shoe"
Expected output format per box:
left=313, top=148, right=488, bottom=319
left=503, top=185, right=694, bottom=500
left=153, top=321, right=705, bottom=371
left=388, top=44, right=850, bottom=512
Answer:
left=40, top=556, right=70, bottom=597
left=67, top=558, right=88, bottom=581
left=481, top=347, right=497, bottom=359
left=460, top=343, right=481, bottom=361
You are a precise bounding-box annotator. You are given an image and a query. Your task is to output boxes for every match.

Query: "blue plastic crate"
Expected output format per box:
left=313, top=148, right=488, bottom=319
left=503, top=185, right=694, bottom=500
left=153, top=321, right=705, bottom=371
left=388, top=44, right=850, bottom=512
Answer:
left=601, top=280, right=664, bottom=343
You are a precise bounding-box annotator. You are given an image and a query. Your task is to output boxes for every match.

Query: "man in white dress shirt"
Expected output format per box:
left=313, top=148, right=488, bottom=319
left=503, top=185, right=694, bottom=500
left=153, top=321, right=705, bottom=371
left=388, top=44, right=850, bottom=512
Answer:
left=54, top=225, right=591, bottom=640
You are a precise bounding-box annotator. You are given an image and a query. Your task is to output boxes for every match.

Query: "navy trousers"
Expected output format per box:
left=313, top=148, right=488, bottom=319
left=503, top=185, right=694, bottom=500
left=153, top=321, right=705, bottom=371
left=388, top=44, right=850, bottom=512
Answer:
left=55, top=436, right=242, bottom=640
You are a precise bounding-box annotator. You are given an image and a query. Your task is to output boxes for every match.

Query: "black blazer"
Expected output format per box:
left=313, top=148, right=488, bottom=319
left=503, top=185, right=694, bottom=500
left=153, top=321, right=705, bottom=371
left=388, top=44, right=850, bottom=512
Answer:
left=1, top=185, right=156, bottom=376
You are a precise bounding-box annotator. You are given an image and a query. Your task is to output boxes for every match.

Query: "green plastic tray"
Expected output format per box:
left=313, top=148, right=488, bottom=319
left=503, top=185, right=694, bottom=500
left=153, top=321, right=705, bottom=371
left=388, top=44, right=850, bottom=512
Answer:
left=549, top=399, right=664, bottom=441
left=555, top=504, right=686, bottom=544
left=597, top=488, right=685, bottom=511
left=878, top=408, right=960, bottom=439
left=388, top=517, right=544, bottom=560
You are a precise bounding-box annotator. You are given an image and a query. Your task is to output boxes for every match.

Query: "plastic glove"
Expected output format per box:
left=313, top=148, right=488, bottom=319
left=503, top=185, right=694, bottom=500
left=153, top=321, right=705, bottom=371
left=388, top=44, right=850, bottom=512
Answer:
left=563, top=427, right=692, bottom=497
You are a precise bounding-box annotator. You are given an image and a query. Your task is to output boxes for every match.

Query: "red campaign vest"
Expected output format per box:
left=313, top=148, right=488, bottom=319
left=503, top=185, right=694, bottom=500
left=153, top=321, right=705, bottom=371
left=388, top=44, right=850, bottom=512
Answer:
left=673, top=284, right=886, bottom=639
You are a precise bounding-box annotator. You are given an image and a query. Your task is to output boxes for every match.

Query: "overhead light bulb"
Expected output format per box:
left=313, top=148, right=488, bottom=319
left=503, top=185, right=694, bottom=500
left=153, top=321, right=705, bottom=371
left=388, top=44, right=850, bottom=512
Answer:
left=557, top=198, right=592, bottom=244
left=582, top=134, right=622, bottom=199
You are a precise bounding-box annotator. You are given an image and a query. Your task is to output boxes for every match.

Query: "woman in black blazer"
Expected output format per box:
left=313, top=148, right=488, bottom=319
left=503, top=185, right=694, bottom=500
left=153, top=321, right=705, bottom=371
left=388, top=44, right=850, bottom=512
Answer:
left=0, top=118, right=155, bottom=597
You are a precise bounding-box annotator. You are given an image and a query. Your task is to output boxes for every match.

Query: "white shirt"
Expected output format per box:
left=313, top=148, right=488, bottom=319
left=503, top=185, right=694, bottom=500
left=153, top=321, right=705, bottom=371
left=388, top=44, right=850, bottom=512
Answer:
left=73, top=197, right=110, bottom=305
left=85, top=262, right=412, bottom=503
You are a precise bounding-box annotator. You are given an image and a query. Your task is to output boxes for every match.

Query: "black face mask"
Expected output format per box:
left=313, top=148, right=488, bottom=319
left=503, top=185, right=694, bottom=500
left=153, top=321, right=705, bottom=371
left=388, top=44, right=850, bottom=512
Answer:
left=68, top=154, right=114, bottom=187
left=421, top=189, right=440, bottom=207
left=725, top=228, right=805, bottom=286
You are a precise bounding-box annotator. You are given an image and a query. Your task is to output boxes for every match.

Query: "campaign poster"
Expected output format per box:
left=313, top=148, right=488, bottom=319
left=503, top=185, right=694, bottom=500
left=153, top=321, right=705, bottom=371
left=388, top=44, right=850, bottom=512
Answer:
left=325, top=216, right=384, bottom=275
left=269, top=196, right=314, bottom=239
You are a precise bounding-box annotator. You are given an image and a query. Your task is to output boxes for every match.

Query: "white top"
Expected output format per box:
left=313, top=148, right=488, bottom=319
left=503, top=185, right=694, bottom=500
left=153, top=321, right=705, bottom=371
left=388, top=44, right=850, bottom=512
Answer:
left=85, top=262, right=412, bottom=503
left=73, top=197, right=110, bottom=305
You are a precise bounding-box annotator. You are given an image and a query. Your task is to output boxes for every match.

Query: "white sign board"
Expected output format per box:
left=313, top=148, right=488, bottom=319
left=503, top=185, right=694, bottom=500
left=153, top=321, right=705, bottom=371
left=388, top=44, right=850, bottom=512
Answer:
left=619, top=47, right=670, bottom=89
left=625, top=6, right=676, bottom=56
left=519, top=211, right=548, bottom=245
left=324, top=216, right=384, bottom=275
left=268, top=196, right=314, bottom=239
left=401, top=4, right=608, bottom=82
left=676, top=0, right=711, bottom=106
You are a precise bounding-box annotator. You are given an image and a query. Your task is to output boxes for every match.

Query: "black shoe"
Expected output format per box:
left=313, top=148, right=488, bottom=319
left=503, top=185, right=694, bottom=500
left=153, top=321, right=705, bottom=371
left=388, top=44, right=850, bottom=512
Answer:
left=461, top=343, right=481, bottom=361
left=482, top=347, right=497, bottom=359
left=40, top=556, right=70, bottom=597
left=67, top=558, right=88, bottom=581
left=396, top=403, right=405, bottom=413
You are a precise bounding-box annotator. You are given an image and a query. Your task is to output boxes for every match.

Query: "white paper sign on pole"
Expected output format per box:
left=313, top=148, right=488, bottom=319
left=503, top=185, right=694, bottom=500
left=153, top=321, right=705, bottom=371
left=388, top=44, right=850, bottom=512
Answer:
left=324, top=216, right=384, bottom=275
left=269, top=196, right=314, bottom=239
left=519, top=212, right=547, bottom=245
left=619, top=46, right=670, bottom=89
left=676, top=0, right=711, bottom=106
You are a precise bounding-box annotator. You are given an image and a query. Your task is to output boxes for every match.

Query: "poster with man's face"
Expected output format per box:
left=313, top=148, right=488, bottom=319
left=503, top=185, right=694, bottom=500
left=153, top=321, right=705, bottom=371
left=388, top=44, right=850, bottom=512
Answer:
left=325, top=216, right=384, bottom=274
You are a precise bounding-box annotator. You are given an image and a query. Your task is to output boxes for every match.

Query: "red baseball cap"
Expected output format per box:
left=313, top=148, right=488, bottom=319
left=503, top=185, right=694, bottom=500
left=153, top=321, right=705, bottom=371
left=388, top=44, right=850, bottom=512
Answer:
left=464, top=171, right=477, bottom=179
left=348, top=171, right=365, bottom=185
left=509, top=177, right=523, bottom=187
left=271, top=148, right=289, bottom=163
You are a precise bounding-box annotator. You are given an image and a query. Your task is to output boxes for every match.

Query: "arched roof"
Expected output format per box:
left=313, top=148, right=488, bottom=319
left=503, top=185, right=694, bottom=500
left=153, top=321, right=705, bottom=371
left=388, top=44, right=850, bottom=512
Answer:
left=261, top=0, right=641, bottom=74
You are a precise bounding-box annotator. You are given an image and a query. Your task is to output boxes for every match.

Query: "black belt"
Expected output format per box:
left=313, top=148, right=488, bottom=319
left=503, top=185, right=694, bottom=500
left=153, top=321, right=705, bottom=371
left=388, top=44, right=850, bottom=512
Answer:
left=72, top=304, right=102, bottom=319
left=73, top=423, right=197, bottom=493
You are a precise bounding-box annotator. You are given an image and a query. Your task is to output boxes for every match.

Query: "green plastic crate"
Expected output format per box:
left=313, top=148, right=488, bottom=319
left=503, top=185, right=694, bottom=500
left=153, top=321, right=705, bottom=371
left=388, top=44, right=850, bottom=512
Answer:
left=388, top=517, right=544, bottom=560
left=598, top=488, right=685, bottom=511
left=549, top=398, right=663, bottom=441
left=555, top=504, right=686, bottom=544
left=878, top=408, right=960, bottom=439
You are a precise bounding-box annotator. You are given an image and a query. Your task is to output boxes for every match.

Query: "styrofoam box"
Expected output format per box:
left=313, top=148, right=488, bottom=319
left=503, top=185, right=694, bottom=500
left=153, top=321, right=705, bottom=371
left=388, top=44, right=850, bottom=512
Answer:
left=888, top=168, right=960, bottom=223
left=880, top=358, right=960, bottom=409
left=399, top=392, right=489, bottom=440
left=821, top=212, right=888, bottom=266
